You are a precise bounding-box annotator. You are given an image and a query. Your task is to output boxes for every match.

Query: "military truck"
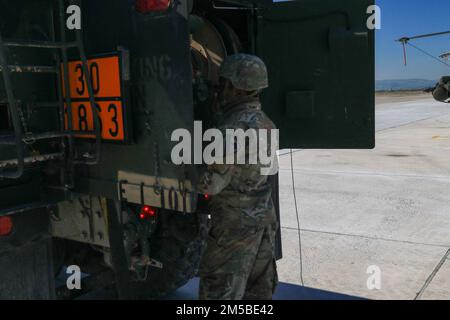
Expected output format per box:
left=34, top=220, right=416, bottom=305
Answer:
left=0, top=0, right=374, bottom=299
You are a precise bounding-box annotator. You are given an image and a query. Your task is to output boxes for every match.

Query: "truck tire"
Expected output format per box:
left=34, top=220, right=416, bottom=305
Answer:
left=133, top=210, right=209, bottom=299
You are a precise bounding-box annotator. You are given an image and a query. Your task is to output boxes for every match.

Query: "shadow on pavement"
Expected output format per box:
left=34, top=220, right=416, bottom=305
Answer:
left=167, top=278, right=365, bottom=300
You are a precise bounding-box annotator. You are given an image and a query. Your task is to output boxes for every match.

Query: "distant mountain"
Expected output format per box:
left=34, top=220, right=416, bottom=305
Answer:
left=376, top=79, right=437, bottom=92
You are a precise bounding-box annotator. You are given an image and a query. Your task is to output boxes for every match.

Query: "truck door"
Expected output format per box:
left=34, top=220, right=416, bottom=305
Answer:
left=253, top=0, right=375, bottom=149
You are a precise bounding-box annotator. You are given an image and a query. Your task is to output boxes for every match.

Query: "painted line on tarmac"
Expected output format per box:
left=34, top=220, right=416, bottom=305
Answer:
left=281, top=226, right=450, bottom=249
left=278, top=167, right=450, bottom=181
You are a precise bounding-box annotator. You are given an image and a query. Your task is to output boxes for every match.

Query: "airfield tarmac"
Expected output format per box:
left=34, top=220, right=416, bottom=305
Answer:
left=277, top=91, right=450, bottom=300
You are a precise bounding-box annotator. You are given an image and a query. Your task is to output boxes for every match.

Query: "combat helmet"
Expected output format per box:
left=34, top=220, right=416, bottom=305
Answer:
left=219, top=53, right=269, bottom=91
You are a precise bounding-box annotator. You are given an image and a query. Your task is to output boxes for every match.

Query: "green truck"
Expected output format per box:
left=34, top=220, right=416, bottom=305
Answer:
left=0, top=0, right=374, bottom=299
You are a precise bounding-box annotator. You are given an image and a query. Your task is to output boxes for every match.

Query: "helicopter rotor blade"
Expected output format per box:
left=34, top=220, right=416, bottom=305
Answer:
left=397, top=30, right=450, bottom=43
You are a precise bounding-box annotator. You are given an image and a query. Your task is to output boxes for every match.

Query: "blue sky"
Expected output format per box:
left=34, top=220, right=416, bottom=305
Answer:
left=376, top=0, right=450, bottom=81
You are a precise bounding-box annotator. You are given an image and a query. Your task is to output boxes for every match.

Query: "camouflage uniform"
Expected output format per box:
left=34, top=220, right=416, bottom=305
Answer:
left=433, top=76, right=450, bottom=102
left=197, top=54, right=279, bottom=300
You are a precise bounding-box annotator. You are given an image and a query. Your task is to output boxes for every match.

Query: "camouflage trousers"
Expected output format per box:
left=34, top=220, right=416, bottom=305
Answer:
left=198, top=214, right=278, bottom=300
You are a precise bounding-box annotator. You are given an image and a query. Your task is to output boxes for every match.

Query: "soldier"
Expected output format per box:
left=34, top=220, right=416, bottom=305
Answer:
left=197, top=53, right=279, bottom=300
left=432, top=76, right=450, bottom=103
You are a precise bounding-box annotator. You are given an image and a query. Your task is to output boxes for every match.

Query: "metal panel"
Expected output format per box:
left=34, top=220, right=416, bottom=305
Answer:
left=53, top=195, right=110, bottom=247
left=118, top=171, right=196, bottom=213
left=75, top=0, right=197, bottom=200
left=256, top=0, right=375, bottom=149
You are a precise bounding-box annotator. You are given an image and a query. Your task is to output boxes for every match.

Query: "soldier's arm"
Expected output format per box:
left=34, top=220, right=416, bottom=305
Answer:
left=196, top=123, right=241, bottom=195
left=197, top=163, right=239, bottom=196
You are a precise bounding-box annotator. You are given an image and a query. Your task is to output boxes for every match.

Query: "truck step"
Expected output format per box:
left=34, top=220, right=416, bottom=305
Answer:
left=0, top=131, right=97, bottom=145
left=3, top=39, right=78, bottom=49
left=0, top=64, right=58, bottom=74
left=0, top=152, right=64, bottom=169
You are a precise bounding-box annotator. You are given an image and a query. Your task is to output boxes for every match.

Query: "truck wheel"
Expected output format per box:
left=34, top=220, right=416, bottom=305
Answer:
left=132, top=210, right=209, bottom=299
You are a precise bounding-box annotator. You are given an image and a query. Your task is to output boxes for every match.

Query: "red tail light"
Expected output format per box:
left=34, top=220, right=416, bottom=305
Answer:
left=140, top=205, right=157, bottom=220
left=135, top=0, right=171, bottom=13
left=0, top=216, right=13, bottom=236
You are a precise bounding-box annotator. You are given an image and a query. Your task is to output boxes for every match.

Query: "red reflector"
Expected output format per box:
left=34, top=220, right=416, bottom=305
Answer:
left=140, top=205, right=156, bottom=219
left=135, top=0, right=171, bottom=13
left=204, top=194, right=210, bottom=200
left=0, top=216, right=13, bottom=236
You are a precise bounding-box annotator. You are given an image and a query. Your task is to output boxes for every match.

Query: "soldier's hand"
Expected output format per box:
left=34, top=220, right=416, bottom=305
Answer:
left=200, top=171, right=213, bottom=189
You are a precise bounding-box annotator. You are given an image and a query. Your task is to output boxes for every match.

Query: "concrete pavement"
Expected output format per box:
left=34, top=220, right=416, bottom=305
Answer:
left=277, top=97, right=450, bottom=300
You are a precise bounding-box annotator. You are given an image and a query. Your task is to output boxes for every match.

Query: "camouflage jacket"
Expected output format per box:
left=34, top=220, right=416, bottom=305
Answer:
left=197, top=97, right=278, bottom=227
